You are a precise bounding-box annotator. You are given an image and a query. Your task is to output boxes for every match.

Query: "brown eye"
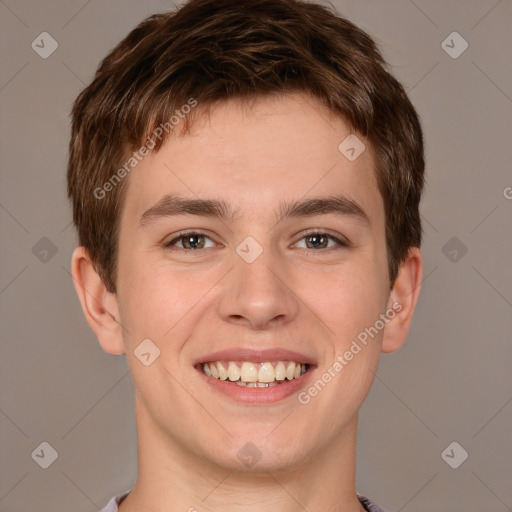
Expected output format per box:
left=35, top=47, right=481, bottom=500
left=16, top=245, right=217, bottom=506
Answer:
left=305, top=233, right=329, bottom=249
left=165, top=232, right=215, bottom=251
left=295, top=231, right=347, bottom=250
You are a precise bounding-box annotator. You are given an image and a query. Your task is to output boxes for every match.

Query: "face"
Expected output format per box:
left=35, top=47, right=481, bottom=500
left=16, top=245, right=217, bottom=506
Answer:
left=114, top=93, right=392, bottom=471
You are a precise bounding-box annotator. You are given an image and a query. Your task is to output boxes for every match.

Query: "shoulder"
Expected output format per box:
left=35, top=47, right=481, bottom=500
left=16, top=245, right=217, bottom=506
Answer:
left=101, top=490, right=384, bottom=512
left=100, top=490, right=131, bottom=512
left=357, top=492, right=388, bottom=512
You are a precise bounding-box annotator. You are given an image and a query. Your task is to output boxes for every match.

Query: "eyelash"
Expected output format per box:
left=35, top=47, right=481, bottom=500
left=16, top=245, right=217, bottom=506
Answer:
left=164, top=229, right=348, bottom=253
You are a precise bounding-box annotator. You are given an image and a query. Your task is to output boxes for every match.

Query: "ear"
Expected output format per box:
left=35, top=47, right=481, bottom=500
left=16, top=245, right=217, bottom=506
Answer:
left=70, top=246, right=126, bottom=355
left=381, top=247, right=423, bottom=354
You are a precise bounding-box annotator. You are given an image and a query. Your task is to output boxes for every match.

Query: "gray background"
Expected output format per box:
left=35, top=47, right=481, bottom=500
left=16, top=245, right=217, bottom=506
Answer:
left=0, top=0, right=511, bottom=511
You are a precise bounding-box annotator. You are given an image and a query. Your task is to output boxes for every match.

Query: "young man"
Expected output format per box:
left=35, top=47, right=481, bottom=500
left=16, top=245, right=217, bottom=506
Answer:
left=67, top=0, right=424, bottom=510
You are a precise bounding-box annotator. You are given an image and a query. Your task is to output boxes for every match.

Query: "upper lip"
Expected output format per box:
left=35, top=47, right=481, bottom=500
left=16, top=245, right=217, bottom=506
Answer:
left=194, top=348, right=317, bottom=366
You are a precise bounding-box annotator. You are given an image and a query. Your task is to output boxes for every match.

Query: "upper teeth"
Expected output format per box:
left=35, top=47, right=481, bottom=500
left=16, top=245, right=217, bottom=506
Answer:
left=202, top=361, right=307, bottom=383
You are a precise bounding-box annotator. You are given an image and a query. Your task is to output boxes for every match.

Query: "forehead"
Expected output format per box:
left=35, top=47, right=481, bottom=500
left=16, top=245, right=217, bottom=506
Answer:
left=120, top=93, right=383, bottom=229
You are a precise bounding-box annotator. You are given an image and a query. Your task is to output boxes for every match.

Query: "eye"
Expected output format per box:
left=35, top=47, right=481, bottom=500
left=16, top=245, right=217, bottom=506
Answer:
left=294, top=230, right=348, bottom=250
left=164, top=231, right=216, bottom=251
left=163, top=229, right=348, bottom=253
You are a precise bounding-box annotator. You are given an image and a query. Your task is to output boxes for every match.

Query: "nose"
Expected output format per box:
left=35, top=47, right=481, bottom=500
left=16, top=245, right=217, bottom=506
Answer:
left=216, top=247, right=300, bottom=330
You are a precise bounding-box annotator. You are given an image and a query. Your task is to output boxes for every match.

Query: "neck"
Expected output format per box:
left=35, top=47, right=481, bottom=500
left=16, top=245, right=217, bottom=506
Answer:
left=119, top=395, right=366, bottom=512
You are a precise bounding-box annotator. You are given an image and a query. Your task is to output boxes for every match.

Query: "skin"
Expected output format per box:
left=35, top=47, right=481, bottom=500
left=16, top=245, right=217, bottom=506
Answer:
left=72, top=92, right=422, bottom=512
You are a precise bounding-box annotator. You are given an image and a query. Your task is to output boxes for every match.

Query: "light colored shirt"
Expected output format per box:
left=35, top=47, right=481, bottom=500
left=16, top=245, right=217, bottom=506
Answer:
left=100, top=490, right=388, bottom=511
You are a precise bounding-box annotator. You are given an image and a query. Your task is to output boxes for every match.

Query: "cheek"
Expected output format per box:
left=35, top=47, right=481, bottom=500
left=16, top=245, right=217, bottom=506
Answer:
left=299, top=258, right=387, bottom=343
left=116, top=256, right=197, bottom=343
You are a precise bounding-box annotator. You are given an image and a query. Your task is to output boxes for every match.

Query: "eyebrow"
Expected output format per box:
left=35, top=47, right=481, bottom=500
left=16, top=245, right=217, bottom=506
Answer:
left=139, top=193, right=371, bottom=228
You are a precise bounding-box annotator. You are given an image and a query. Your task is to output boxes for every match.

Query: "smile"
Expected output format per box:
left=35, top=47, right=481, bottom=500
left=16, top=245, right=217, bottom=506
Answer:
left=193, top=348, right=316, bottom=404
left=201, top=360, right=309, bottom=387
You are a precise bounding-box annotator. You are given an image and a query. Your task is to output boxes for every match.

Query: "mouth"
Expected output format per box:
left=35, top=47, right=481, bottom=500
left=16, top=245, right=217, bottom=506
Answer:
left=193, top=349, right=316, bottom=404
left=196, top=360, right=310, bottom=387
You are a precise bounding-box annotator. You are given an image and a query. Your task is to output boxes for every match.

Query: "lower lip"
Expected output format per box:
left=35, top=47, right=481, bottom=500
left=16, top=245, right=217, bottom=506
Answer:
left=195, top=365, right=316, bottom=404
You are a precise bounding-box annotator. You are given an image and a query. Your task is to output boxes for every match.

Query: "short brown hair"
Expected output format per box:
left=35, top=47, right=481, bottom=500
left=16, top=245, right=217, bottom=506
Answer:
left=67, top=0, right=425, bottom=293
